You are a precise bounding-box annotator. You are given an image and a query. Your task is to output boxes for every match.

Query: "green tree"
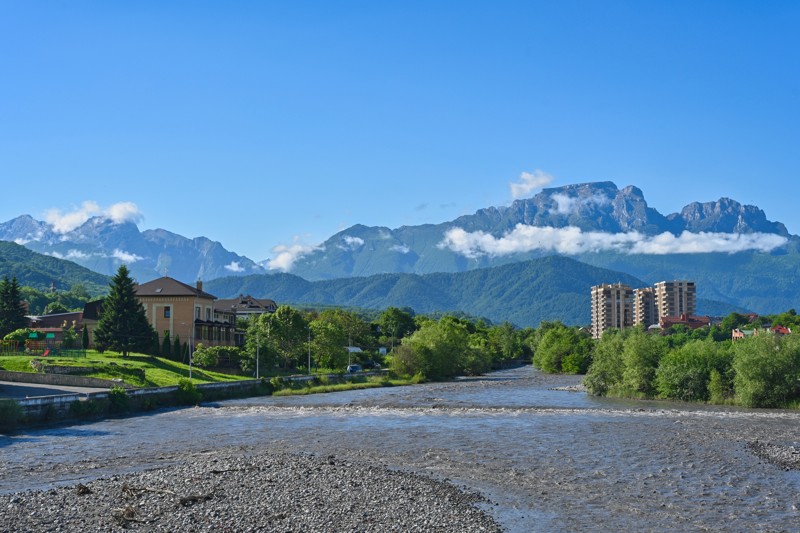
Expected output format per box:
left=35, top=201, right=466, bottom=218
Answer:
left=376, top=306, right=416, bottom=351
left=81, top=325, right=90, bottom=349
left=533, top=324, right=592, bottom=374
left=402, top=316, right=470, bottom=380
left=584, top=329, right=627, bottom=396
left=93, top=265, right=155, bottom=357
left=620, top=328, right=666, bottom=397
left=172, top=334, right=182, bottom=361
left=655, top=339, right=732, bottom=402
left=309, top=316, right=348, bottom=370
left=0, top=276, right=28, bottom=339
left=267, top=306, right=308, bottom=369
left=160, top=330, right=172, bottom=359
left=43, top=301, right=69, bottom=315
left=732, top=334, right=800, bottom=408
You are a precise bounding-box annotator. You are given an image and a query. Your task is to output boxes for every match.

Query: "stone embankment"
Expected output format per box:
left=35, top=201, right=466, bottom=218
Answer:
left=0, top=449, right=501, bottom=532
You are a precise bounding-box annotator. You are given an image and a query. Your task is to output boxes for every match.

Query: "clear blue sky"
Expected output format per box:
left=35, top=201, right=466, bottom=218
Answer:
left=1, top=1, right=798, bottom=262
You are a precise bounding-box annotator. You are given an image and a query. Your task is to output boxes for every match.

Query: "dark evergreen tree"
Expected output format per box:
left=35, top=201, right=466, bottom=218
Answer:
left=93, top=265, right=155, bottom=357
left=0, top=276, right=28, bottom=338
left=81, top=325, right=90, bottom=349
left=172, top=334, right=182, bottom=361
left=161, top=331, right=172, bottom=359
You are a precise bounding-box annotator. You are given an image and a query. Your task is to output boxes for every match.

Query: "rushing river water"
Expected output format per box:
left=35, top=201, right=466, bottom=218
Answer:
left=2, top=366, right=799, bottom=531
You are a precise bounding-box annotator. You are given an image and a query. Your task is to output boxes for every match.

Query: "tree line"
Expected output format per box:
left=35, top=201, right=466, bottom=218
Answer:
left=531, top=312, right=800, bottom=409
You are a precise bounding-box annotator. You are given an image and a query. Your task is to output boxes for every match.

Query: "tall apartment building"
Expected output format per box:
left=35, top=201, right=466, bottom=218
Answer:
left=653, top=280, right=696, bottom=318
left=633, top=287, right=657, bottom=327
left=590, top=283, right=634, bottom=339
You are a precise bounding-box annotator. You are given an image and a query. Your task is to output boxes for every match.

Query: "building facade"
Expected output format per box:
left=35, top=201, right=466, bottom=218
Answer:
left=590, top=283, right=634, bottom=339
left=653, top=280, right=696, bottom=318
left=633, top=287, right=657, bottom=327
left=135, top=277, right=240, bottom=349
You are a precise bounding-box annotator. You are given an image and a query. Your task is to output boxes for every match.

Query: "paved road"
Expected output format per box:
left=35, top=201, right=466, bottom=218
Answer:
left=0, top=380, right=109, bottom=400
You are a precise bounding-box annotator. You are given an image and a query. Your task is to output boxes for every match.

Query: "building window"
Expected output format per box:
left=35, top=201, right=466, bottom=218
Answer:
left=164, top=306, right=171, bottom=318
left=195, top=306, right=201, bottom=319
left=206, top=308, right=211, bottom=321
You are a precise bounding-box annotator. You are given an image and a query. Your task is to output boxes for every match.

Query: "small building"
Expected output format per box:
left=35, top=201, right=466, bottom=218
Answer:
left=659, top=313, right=711, bottom=331
left=214, top=294, right=278, bottom=319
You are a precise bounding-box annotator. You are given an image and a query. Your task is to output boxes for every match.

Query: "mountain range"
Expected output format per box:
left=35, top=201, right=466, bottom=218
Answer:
left=0, top=214, right=265, bottom=283
left=0, top=181, right=795, bottom=323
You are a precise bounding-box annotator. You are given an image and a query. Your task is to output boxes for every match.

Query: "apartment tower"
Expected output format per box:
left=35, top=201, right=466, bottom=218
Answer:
left=653, top=280, right=696, bottom=318
left=633, top=287, right=657, bottom=327
left=590, top=283, right=634, bottom=339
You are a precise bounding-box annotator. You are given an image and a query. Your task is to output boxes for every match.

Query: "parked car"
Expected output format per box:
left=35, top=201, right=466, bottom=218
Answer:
left=346, top=364, right=362, bottom=374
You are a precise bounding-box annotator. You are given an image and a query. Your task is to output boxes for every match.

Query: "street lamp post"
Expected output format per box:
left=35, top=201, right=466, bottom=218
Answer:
left=256, top=326, right=260, bottom=379
left=307, top=326, right=311, bottom=375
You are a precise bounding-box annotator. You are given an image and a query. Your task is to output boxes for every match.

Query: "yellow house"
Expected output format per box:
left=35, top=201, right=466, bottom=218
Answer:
left=134, top=277, right=239, bottom=349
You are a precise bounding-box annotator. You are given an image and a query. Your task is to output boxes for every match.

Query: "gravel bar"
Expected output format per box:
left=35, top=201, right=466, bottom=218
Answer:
left=0, top=449, right=501, bottom=532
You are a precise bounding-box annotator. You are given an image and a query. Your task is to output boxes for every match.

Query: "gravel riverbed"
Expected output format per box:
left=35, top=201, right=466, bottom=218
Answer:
left=0, top=448, right=501, bottom=532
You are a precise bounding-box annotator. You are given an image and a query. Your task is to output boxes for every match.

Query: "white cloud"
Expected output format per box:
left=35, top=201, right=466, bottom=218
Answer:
left=106, top=202, right=143, bottom=224
left=438, top=224, right=788, bottom=258
left=45, top=201, right=101, bottom=233
left=550, top=192, right=612, bottom=216
left=111, top=249, right=143, bottom=263
left=225, top=261, right=245, bottom=273
left=337, top=235, right=365, bottom=251
left=266, top=242, right=322, bottom=272
left=510, top=170, right=554, bottom=199
left=46, top=249, right=92, bottom=261
left=44, top=201, right=143, bottom=233
left=390, top=244, right=410, bottom=254
left=551, top=193, right=578, bottom=215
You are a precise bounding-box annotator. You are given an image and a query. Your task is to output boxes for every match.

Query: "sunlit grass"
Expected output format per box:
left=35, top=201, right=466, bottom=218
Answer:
left=0, top=350, right=242, bottom=387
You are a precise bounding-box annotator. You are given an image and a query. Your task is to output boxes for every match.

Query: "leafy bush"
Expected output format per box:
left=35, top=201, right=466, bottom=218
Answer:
left=108, top=386, right=129, bottom=413
left=584, top=330, right=625, bottom=395
left=733, top=335, right=800, bottom=408
left=655, top=340, right=732, bottom=402
left=175, top=378, right=202, bottom=405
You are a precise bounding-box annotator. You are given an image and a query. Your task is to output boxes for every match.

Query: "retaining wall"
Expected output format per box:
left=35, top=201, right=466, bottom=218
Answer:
left=0, top=370, right=133, bottom=389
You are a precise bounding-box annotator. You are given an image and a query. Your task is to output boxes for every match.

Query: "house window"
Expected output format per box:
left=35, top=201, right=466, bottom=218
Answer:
left=206, top=308, right=211, bottom=321
left=164, top=306, right=171, bottom=318
left=195, top=306, right=201, bottom=319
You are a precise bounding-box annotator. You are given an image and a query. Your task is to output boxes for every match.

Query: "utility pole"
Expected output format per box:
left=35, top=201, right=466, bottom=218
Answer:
left=307, top=326, right=311, bottom=375
left=256, top=325, right=260, bottom=378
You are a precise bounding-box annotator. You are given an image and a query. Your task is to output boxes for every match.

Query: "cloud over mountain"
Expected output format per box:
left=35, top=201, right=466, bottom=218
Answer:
left=510, top=170, right=554, bottom=199
left=438, top=225, right=788, bottom=258
left=44, top=201, right=143, bottom=233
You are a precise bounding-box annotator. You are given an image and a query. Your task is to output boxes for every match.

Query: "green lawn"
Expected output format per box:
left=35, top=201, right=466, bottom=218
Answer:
left=0, top=350, right=244, bottom=387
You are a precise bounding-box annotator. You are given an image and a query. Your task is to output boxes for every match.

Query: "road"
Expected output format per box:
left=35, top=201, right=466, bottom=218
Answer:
left=0, top=380, right=109, bottom=400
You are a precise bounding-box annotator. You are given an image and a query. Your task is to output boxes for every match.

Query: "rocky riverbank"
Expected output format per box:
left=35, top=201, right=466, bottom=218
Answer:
left=0, top=448, right=501, bottom=532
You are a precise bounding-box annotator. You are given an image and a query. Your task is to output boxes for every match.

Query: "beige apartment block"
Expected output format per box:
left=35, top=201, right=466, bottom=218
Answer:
left=591, top=283, right=634, bottom=339
left=633, top=287, right=657, bottom=327
left=653, top=280, right=696, bottom=318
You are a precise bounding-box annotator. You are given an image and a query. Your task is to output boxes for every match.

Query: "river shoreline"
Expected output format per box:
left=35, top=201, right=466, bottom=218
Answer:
left=0, top=447, right=501, bottom=532
left=2, top=366, right=799, bottom=531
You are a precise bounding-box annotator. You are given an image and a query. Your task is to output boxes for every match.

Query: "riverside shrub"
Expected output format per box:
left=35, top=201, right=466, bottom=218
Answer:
left=733, top=335, right=800, bottom=408
left=655, top=340, right=732, bottom=402
left=176, top=378, right=202, bottom=405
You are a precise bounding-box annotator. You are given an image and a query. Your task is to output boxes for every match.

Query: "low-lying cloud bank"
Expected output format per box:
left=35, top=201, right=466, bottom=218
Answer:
left=438, top=224, right=789, bottom=258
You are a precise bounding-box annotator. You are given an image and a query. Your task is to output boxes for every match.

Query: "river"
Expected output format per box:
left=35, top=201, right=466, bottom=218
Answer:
left=1, top=366, right=799, bottom=531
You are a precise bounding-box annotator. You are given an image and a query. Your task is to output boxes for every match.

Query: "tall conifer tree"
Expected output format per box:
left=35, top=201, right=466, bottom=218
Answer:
left=0, top=276, right=28, bottom=338
left=93, top=265, right=155, bottom=357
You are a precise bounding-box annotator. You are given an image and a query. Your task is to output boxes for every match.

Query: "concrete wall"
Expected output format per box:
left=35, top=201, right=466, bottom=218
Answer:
left=0, top=370, right=134, bottom=389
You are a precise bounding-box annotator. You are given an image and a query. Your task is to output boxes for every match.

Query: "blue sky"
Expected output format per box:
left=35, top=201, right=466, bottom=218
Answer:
left=1, top=1, right=798, bottom=263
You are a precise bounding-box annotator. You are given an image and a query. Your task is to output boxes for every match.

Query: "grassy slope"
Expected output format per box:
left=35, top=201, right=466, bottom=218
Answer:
left=0, top=351, right=243, bottom=387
